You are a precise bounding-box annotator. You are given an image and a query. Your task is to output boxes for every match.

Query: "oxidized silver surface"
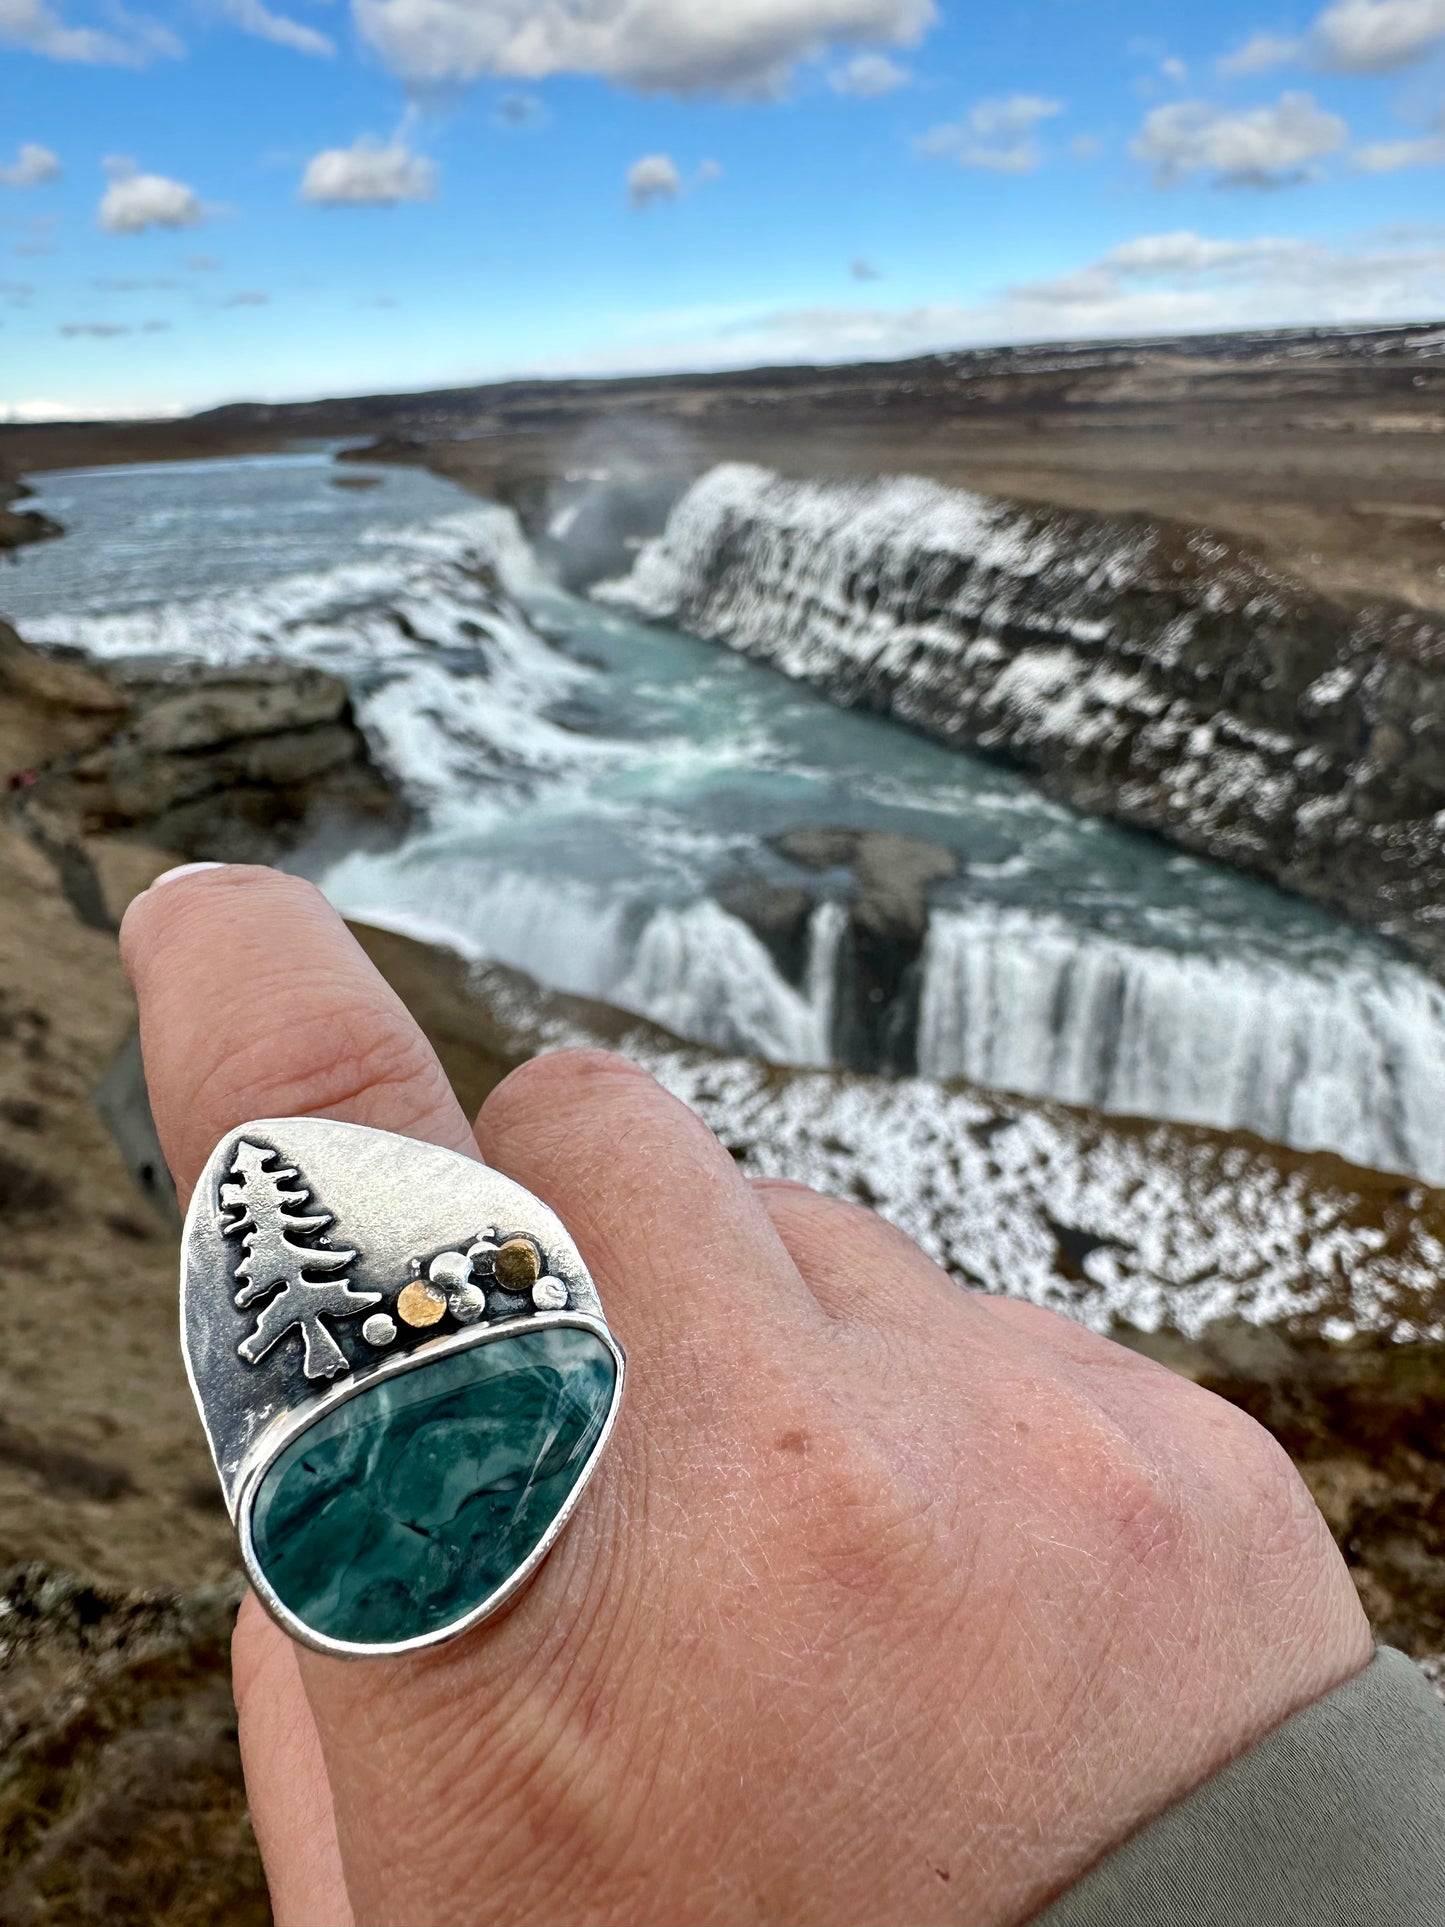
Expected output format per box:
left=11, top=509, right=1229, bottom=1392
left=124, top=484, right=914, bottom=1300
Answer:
left=181, top=1115, right=624, bottom=1658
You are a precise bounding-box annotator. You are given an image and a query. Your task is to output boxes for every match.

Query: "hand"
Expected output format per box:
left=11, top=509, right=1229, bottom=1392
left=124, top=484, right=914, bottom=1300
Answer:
left=122, top=867, right=1372, bottom=1927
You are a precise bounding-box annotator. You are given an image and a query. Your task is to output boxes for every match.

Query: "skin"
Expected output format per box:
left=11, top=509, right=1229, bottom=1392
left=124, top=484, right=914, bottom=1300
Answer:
left=121, top=866, right=1374, bottom=1927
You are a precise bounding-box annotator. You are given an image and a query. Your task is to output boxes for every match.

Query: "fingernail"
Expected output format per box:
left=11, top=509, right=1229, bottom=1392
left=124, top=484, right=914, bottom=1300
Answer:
left=149, top=861, right=227, bottom=891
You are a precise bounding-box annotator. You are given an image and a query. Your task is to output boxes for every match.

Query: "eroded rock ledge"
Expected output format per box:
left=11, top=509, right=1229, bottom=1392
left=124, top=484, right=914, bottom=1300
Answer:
left=2, top=619, right=405, bottom=927
left=603, top=464, right=1445, bottom=976
left=0, top=475, right=61, bottom=557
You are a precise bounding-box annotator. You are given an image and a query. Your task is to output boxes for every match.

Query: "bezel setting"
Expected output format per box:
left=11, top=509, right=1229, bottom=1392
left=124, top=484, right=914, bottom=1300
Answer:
left=180, top=1117, right=625, bottom=1660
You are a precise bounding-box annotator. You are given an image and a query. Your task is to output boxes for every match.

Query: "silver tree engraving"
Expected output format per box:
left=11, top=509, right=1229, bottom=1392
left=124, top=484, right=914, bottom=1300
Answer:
left=221, top=1140, right=380, bottom=1379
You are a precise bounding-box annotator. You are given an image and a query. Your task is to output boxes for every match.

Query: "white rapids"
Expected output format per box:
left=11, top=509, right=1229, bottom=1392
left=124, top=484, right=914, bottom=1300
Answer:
left=12, top=450, right=1445, bottom=1183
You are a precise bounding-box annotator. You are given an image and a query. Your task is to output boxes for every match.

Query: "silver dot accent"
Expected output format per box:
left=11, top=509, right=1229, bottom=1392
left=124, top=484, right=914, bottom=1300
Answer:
left=448, top=1282, right=488, bottom=1324
left=428, top=1249, right=473, bottom=1291
left=362, top=1313, right=397, bottom=1347
left=532, top=1277, right=569, bottom=1312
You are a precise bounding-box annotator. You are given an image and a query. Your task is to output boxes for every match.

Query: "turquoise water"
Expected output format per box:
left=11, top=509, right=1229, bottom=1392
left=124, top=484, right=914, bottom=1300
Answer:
left=9, top=449, right=1445, bottom=1178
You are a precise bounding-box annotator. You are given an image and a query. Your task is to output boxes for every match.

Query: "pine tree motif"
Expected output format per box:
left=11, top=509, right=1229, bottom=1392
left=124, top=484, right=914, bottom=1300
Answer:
left=221, top=1140, right=380, bottom=1380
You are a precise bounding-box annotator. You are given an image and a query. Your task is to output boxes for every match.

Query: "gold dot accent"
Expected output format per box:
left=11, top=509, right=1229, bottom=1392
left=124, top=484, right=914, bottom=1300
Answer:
left=493, top=1239, right=541, bottom=1291
left=397, top=1280, right=447, bottom=1328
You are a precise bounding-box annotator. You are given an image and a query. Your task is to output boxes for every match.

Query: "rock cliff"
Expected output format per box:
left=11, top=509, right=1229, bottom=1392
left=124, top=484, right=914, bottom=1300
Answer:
left=605, top=464, right=1445, bottom=975
left=2, top=620, right=405, bottom=928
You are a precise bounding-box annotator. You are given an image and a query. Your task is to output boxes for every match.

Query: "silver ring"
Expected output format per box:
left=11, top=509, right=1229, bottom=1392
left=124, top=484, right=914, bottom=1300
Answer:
left=180, top=1117, right=624, bottom=1659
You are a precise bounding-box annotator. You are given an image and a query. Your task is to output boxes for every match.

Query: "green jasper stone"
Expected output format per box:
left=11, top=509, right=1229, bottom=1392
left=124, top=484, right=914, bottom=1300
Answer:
left=249, top=1326, right=616, bottom=1648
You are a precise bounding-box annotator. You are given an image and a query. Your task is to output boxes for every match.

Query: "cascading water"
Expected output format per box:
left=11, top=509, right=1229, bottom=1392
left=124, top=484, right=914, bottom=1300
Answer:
left=917, top=904, right=1445, bottom=1180
left=324, top=853, right=846, bottom=1067
left=601, top=461, right=1445, bottom=997
left=13, top=449, right=1445, bottom=1183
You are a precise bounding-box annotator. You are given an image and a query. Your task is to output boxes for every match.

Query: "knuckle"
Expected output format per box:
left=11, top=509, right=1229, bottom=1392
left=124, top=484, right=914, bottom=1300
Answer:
left=1208, top=1403, right=1324, bottom=1554
left=481, top=1048, right=663, bottom=1138
left=1044, top=1391, right=1195, bottom=1582
left=198, top=994, right=449, bottom=1130
left=1092, top=1442, right=1193, bottom=1580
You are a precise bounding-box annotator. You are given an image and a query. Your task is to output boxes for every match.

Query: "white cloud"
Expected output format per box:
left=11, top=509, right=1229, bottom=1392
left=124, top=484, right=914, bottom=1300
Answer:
left=627, top=153, right=681, bottom=207
left=0, top=143, right=61, bottom=188
left=0, top=0, right=180, bottom=63
left=1003, top=228, right=1445, bottom=329
left=830, top=50, right=908, bottom=94
left=351, top=0, right=936, bottom=95
left=1312, top=0, right=1445, bottom=71
left=216, top=0, right=334, bottom=55
left=1133, top=92, right=1347, bottom=187
left=98, top=160, right=207, bottom=234
left=1356, top=129, right=1445, bottom=168
left=851, top=255, right=882, bottom=279
left=57, top=316, right=166, bottom=338
left=689, top=228, right=1445, bottom=367
left=1100, top=230, right=1306, bottom=274
left=1218, top=3, right=1445, bottom=77
left=0, top=395, right=181, bottom=422
left=1216, top=31, right=1304, bottom=76
left=918, top=95, right=1064, bottom=173
left=1160, top=55, right=1188, bottom=82
left=299, top=137, right=437, bottom=205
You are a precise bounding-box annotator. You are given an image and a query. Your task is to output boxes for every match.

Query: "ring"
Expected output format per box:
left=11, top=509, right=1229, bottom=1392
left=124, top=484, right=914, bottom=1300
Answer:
left=180, top=1117, right=625, bottom=1659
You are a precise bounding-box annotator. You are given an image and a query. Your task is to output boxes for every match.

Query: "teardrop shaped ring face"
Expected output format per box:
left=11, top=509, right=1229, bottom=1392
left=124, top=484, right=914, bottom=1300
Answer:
left=180, top=1118, right=625, bottom=1659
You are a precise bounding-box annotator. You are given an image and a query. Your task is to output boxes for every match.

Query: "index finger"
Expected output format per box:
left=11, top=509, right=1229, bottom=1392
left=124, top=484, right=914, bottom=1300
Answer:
left=120, top=864, right=479, bottom=1202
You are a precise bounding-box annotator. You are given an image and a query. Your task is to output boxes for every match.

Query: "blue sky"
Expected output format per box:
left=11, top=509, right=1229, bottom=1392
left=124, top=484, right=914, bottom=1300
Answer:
left=2, top=0, right=1444, bottom=418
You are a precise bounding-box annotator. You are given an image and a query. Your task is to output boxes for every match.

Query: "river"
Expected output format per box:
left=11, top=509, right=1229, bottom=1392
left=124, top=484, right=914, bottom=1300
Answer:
left=8, top=446, right=1445, bottom=1181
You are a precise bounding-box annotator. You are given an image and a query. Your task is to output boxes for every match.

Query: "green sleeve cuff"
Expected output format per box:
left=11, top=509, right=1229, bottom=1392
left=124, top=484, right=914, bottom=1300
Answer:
left=1036, top=1648, right=1445, bottom=1926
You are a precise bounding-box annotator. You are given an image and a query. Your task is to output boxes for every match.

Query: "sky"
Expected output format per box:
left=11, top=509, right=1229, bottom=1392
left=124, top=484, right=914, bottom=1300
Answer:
left=2, top=0, right=1445, bottom=418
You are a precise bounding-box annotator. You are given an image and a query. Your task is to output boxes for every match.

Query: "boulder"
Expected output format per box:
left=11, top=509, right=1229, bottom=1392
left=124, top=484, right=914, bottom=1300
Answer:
left=14, top=650, right=405, bottom=884
left=0, top=620, right=128, bottom=716
left=765, top=827, right=958, bottom=1071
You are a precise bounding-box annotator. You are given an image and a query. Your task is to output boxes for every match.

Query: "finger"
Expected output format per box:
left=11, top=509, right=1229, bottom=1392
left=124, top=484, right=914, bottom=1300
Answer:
left=233, top=1594, right=354, bottom=1927
left=292, top=1055, right=822, bottom=1925
left=474, top=1048, right=822, bottom=1348
left=750, top=1177, right=976, bottom=1325
left=122, top=864, right=484, bottom=1921
left=120, top=865, right=478, bottom=1203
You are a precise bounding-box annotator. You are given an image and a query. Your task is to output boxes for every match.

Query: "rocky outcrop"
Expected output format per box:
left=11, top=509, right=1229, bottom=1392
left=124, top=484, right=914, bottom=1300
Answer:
left=3, top=622, right=406, bottom=926
left=721, top=828, right=957, bottom=1072
left=0, top=621, right=126, bottom=716
left=40, top=665, right=403, bottom=856
left=604, top=464, right=1445, bottom=976
left=0, top=476, right=61, bottom=555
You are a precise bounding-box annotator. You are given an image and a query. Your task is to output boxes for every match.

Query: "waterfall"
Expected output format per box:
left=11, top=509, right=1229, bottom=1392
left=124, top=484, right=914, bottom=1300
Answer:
left=321, top=853, right=845, bottom=1068
left=918, top=903, right=1445, bottom=1181
left=33, top=453, right=1445, bottom=1187
left=597, top=461, right=1139, bottom=678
